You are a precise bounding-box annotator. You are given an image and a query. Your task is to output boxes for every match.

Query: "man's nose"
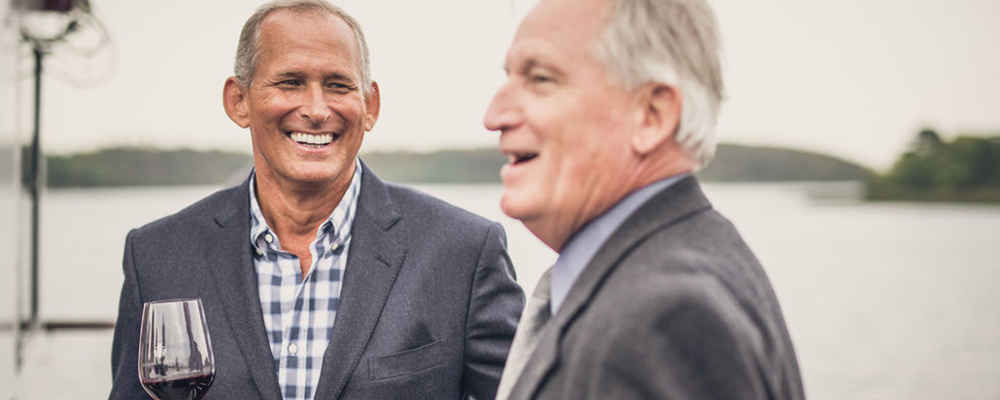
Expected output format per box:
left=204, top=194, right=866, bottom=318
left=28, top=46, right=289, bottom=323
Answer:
left=299, top=84, right=331, bottom=124
left=483, top=83, right=521, bottom=133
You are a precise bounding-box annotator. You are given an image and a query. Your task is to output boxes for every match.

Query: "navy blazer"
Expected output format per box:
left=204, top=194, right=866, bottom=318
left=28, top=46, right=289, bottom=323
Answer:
left=109, top=163, right=525, bottom=400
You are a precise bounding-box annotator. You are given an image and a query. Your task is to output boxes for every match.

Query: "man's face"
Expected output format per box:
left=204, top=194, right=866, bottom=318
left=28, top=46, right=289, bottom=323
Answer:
left=227, top=10, right=378, bottom=190
left=484, top=0, right=640, bottom=251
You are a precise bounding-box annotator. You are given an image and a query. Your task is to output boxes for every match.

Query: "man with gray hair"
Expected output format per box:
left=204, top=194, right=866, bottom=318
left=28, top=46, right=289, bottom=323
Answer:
left=484, top=0, right=804, bottom=399
left=109, top=1, right=524, bottom=399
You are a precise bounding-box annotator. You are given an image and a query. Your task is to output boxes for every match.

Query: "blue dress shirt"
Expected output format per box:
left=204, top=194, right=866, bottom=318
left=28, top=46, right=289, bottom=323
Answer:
left=550, top=174, right=689, bottom=314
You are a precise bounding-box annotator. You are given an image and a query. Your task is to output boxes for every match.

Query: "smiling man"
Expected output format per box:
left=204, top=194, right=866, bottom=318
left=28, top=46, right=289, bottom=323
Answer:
left=108, top=1, right=524, bottom=400
left=485, top=0, right=805, bottom=399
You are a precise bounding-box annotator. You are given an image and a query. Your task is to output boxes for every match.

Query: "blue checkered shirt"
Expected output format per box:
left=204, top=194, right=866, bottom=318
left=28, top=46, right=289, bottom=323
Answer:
left=249, top=160, right=362, bottom=400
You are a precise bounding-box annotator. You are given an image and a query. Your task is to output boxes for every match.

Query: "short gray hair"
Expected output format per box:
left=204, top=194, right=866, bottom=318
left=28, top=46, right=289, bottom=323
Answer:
left=594, top=0, right=725, bottom=168
left=233, top=0, right=372, bottom=97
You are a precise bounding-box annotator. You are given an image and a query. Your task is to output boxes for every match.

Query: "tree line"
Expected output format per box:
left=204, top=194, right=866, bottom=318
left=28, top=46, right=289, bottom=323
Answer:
left=866, top=130, right=1000, bottom=202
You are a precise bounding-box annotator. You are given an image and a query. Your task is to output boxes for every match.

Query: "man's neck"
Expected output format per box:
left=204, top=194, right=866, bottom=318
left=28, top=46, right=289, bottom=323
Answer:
left=257, top=182, right=343, bottom=238
left=253, top=167, right=353, bottom=275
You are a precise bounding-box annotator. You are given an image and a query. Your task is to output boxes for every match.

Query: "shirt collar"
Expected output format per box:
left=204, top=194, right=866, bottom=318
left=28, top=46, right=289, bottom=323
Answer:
left=549, top=173, right=689, bottom=314
left=249, top=158, right=363, bottom=255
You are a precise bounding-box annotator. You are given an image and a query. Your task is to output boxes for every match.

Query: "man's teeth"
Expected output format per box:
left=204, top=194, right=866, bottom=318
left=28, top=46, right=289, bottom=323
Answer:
left=289, top=132, right=333, bottom=145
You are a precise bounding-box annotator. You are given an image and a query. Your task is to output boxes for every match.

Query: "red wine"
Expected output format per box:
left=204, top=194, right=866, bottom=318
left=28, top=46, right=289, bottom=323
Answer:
left=141, top=373, right=214, bottom=400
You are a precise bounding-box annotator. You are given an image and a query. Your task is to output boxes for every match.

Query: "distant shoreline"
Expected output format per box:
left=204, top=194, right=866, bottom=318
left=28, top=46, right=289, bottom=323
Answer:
left=20, top=143, right=870, bottom=187
left=8, top=137, right=997, bottom=203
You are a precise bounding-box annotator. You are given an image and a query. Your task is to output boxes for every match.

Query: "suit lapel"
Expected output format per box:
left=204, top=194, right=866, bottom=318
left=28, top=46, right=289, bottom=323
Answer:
left=203, top=177, right=283, bottom=400
left=313, top=162, right=406, bottom=400
left=510, top=176, right=713, bottom=399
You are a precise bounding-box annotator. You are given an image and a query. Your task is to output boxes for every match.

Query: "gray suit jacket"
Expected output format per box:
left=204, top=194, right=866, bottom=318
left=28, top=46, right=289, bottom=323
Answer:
left=507, top=177, right=804, bottom=400
left=109, top=163, right=525, bottom=400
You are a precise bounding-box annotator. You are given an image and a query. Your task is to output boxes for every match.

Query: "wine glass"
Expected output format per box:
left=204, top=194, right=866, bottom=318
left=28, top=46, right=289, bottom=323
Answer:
left=139, top=298, right=216, bottom=400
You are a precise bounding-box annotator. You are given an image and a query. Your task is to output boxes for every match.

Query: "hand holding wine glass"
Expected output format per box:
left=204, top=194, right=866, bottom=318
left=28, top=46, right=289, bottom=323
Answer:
left=139, top=299, right=215, bottom=400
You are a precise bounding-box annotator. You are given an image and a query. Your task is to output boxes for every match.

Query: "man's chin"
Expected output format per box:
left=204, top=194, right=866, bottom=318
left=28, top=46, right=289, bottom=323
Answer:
left=499, top=195, right=538, bottom=223
left=499, top=200, right=517, bottom=221
left=261, top=169, right=344, bottom=188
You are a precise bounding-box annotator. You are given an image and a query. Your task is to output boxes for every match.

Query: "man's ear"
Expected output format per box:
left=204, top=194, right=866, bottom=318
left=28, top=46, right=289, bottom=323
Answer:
left=630, top=83, right=682, bottom=156
left=364, top=81, right=381, bottom=131
left=223, top=77, right=250, bottom=128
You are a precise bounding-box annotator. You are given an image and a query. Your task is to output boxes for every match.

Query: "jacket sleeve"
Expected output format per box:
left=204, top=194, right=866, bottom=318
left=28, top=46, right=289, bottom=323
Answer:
left=108, top=229, right=152, bottom=400
left=463, top=222, right=526, bottom=400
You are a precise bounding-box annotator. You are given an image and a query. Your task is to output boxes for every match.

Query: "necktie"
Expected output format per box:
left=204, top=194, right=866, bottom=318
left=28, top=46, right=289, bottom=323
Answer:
left=495, top=268, right=553, bottom=400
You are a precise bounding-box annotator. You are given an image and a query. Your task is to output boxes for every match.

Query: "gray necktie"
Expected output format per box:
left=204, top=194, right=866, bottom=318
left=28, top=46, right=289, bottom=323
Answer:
left=495, top=268, right=553, bottom=400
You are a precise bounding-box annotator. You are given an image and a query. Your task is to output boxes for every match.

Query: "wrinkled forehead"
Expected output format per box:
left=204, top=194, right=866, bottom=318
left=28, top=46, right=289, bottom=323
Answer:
left=516, top=0, right=609, bottom=44
left=504, top=0, right=612, bottom=73
left=508, top=0, right=610, bottom=62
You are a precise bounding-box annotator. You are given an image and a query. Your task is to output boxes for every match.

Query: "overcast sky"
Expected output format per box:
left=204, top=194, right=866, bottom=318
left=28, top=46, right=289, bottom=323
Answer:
left=19, top=0, right=1000, bottom=170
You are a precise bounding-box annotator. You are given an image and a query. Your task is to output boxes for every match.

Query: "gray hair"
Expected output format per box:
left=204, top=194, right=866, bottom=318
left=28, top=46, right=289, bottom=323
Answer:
left=594, top=0, right=725, bottom=168
left=234, top=0, right=372, bottom=98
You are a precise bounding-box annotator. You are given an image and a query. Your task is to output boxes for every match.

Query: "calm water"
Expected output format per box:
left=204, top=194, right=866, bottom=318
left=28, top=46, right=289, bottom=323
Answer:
left=14, top=182, right=1000, bottom=400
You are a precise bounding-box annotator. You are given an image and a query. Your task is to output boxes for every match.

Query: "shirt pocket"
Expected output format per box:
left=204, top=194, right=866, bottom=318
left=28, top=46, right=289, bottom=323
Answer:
left=367, top=339, right=448, bottom=381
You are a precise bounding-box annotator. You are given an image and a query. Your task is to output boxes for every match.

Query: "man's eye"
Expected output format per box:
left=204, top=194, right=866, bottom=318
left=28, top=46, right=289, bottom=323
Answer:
left=278, top=80, right=301, bottom=86
left=327, top=82, right=352, bottom=90
left=529, top=74, right=553, bottom=84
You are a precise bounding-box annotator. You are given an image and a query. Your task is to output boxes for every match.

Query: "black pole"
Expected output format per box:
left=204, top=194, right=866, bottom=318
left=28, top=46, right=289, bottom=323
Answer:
left=29, top=43, right=43, bottom=330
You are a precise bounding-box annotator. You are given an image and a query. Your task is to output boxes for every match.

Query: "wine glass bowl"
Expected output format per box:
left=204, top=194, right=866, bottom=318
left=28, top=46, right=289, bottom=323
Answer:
left=139, top=298, right=215, bottom=400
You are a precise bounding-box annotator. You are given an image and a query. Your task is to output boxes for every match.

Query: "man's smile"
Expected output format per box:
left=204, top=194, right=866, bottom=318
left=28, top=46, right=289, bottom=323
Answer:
left=507, top=151, right=538, bottom=165
left=287, top=131, right=335, bottom=148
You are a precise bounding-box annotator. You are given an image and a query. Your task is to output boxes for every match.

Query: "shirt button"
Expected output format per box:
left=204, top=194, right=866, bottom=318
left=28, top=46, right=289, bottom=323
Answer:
left=288, top=343, right=298, bottom=355
left=255, top=248, right=264, bottom=256
left=264, top=233, right=274, bottom=243
left=330, top=243, right=341, bottom=252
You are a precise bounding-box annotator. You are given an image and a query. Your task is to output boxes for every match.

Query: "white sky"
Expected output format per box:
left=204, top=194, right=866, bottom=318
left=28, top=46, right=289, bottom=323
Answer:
left=20, top=0, right=1000, bottom=170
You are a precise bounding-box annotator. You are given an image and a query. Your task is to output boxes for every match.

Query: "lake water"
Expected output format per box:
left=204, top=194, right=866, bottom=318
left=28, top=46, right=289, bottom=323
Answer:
left=11, top=182, right=1000, bottom=400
